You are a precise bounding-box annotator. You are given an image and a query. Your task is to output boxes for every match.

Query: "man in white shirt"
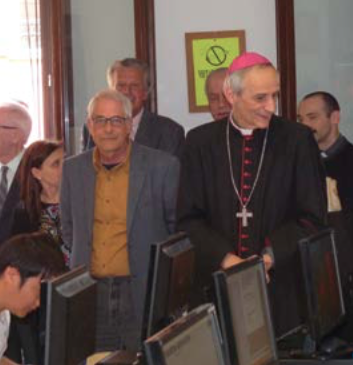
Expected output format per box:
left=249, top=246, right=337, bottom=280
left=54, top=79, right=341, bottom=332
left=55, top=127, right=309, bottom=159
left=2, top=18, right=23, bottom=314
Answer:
left=0, top=232, right=66, bottom=364
left=0, top=100, right=32, bottom=244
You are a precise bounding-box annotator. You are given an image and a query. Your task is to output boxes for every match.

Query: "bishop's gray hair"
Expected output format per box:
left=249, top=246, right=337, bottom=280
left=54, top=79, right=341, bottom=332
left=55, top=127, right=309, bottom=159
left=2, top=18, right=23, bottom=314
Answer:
left=223, top=64, right=278, bottom=95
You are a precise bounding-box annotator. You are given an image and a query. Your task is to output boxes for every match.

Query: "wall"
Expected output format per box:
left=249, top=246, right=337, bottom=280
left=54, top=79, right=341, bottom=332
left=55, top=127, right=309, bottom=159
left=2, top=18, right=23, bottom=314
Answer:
left=70, top=0, right=135, bottom=152
left=154, top=0, right=277, bottom=132
left=295, top=0, right=353, bottom=142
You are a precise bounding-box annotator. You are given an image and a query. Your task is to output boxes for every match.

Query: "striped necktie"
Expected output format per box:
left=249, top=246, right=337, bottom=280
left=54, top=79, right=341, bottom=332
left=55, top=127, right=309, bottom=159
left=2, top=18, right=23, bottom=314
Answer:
left=0, top=166, right=9, bottom=214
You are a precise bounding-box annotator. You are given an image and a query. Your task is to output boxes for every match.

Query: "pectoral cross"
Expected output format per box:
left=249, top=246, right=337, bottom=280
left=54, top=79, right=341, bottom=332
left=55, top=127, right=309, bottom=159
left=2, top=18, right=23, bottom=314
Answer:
left=236, top=206, right=253, bottom=227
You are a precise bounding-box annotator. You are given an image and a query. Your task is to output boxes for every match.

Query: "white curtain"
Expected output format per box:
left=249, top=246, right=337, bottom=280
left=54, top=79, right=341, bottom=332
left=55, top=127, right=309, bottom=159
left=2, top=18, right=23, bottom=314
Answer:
left=22, top=0, right=43, bottom=142
left=0, top=0, right=43, bottom=143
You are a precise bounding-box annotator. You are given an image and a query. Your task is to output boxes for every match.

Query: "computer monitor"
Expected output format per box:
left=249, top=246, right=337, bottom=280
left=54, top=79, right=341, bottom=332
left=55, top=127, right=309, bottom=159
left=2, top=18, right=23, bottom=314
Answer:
left=299, top=228, right=346, bottom=345
left=141, top=232, right=194, bottom=341
left=44, top=266, right=97, bottom=365
left=213, top=257, right=278, bottom=365
left=144, top=303, right=227, bottom=365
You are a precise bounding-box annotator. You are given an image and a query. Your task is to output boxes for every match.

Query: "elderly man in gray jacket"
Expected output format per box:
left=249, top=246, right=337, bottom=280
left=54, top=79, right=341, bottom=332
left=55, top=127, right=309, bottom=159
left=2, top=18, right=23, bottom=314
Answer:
left=60, top=89, right=180, bottom=352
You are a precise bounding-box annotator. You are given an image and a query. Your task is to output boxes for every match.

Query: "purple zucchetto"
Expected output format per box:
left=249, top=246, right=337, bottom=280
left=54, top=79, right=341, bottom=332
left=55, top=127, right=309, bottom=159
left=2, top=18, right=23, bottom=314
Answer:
left=228, top=52, right=272, bottom=74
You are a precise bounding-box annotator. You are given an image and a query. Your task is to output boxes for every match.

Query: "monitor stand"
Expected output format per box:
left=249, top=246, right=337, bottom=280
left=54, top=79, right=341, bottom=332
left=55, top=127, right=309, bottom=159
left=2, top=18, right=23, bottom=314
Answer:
left=97, top=350, right=141, bottom=365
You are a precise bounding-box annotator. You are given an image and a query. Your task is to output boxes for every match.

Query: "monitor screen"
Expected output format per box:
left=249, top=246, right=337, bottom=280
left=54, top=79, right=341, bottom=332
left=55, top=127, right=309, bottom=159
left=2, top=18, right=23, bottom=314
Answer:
left=141, top=232, right=194, bottom=341
left=144, top=303, right=226, bottom=365
left=299, top=229, right=345, bottom=342
left=213, top=257, right=277, bottom=365
left=44, top=266, right=97, bottom=365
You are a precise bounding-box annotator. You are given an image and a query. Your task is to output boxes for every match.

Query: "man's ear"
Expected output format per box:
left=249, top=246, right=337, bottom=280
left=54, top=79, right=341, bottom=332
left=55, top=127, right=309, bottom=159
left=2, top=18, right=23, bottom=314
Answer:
left=223, top=84, right=236, bottom=106
left=3, top=266, right=20, bottom=286
left=142, top=89, right=149, bottom=102
left=331, top=110, right=340, bottom=125
left=126, top=118, right=132, bottom=134
left=87, top=119, right=93, bottom=135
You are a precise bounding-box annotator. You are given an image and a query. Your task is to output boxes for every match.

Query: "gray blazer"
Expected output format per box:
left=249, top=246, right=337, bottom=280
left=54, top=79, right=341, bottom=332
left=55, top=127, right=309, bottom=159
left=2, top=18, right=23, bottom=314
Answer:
left=60, top=142, right=180, bottom=338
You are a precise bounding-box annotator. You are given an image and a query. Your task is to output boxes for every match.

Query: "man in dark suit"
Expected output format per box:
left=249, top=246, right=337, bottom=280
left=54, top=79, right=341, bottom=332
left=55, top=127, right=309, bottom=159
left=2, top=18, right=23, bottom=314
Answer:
left=298, top=91, right=353, bottom=341
left=82, top=58, right=185, bottom=158
left=61, top=89, right=180, bottom=352
left=0, top=100, right=32, bottom=244
left=205, top=68, right=231, bottom=121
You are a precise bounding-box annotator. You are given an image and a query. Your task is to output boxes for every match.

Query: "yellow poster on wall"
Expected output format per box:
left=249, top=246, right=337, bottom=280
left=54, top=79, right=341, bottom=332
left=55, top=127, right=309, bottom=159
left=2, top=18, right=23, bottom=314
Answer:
left=185, top=30, right=246, bottom=113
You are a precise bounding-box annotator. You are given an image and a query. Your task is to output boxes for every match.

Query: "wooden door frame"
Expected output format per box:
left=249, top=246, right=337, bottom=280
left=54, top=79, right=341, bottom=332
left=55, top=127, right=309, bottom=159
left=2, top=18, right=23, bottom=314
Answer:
left=43, top=0, right=156, bottom=151
left=275, top=0, right=296, bottom=121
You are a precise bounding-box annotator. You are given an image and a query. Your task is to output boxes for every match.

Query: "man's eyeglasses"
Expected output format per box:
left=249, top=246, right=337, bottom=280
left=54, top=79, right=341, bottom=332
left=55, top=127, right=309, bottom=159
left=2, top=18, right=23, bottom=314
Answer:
left=92, top=115, right=128, bottom=128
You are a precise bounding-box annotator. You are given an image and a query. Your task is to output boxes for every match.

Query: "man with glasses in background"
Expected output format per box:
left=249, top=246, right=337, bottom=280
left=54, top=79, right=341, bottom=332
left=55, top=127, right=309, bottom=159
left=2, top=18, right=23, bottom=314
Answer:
left=82, top=58, right=185, bottom=158
left=61, top=89, right=180, bottom=352
left=0, top=100, right=32, bottom=245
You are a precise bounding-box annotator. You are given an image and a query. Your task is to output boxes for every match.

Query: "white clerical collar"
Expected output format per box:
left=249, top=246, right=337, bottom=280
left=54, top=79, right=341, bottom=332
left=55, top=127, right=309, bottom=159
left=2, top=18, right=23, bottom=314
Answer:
left=130, top=107, right=144, bottom=141
left=229, top=116, right=253, bottom=136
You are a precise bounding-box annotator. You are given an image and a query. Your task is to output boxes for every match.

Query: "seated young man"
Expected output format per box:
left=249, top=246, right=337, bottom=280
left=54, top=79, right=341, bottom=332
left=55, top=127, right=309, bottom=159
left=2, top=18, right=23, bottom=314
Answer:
left=0, top=232, right=66, bottom=364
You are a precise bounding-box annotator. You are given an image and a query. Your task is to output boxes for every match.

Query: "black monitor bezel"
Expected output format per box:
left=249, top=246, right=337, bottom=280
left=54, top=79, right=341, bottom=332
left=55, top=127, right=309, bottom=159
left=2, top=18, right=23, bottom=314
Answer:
left=141, top=232, right=194, bottom=341
left=144, top=303, right=226, bottom=365
left=44, top=265, right=97, bottom=365
left=213, top=257, right=278, bottom=365
left=298, top=228, right=346, bottom=343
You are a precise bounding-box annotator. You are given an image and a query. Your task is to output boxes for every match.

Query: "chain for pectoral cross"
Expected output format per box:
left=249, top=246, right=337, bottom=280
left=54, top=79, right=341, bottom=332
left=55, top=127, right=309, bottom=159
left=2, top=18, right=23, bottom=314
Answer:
left=226, top=119, right=269, bottom=228
left=236, top=206, right=253, bottom=227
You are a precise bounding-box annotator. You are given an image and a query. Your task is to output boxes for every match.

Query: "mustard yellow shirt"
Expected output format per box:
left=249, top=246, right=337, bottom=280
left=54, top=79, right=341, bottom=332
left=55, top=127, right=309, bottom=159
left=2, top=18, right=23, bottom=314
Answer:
left=90, top=146, right=131, bottom=277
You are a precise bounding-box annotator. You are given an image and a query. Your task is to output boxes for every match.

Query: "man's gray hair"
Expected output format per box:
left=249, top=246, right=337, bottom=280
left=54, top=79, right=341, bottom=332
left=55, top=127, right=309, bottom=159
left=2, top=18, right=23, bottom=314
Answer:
left=87, top=89, right=133, bottom=119
left=223, top=64, right=278, bottom=94
left=205, top=68, right=228, bottom=95
left=0, top=100, right=32, bottom=143
left=106, top=58, right=151, bottom=92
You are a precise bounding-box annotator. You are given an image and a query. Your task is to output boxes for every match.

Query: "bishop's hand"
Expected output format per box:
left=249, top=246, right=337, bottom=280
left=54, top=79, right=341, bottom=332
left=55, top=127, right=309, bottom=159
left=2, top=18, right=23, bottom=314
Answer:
left=221, top=253, right=244, bottom=270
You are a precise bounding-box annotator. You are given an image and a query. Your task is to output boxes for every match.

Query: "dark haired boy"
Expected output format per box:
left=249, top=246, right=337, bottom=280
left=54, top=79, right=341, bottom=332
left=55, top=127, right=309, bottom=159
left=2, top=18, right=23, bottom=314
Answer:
left=0, top=232, right=65, bottom=364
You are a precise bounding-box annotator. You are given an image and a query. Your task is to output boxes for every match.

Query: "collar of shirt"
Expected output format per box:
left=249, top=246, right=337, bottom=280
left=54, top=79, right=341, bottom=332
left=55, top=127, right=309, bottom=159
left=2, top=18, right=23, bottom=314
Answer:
left=321, top=134, right=347, bottom=159
left=229, top=115, right=254, bottom=136
left=92, top=144, right=131, bottom=173
left=130, top=107, right=144, bottom=141
left=0, top=150, right=24, bottom=191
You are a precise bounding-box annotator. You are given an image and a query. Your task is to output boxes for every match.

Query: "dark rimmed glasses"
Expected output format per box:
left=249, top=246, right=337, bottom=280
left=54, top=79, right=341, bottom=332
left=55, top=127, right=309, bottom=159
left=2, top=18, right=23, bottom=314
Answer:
left=92, top=115, right=128, bottom=128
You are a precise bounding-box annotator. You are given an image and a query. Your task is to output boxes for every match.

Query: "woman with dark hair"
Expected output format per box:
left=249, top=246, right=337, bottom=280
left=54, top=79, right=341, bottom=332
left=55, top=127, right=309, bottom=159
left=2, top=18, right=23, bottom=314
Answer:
left=6, top=140, right=69, bottom=365
left=12, top=140, right=69, bottom=264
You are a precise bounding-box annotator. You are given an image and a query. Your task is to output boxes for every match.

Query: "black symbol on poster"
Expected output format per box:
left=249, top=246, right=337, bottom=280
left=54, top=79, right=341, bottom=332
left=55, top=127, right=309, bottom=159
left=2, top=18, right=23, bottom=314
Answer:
left=206, top=45, right=227, bottom=66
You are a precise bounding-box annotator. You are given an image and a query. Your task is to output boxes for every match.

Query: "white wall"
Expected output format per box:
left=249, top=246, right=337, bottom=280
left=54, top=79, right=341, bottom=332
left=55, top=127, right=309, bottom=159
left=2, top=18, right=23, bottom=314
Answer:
left=295, top=0, right=353, bottom=142
left=70, top=0, right=135, bottom=152
left=154, top=0, right=277, bottom=132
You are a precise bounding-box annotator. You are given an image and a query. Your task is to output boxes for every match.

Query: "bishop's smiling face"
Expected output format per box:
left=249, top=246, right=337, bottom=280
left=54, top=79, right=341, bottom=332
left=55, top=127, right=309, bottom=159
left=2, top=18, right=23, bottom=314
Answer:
left=225, top=66, right=280, bottom=130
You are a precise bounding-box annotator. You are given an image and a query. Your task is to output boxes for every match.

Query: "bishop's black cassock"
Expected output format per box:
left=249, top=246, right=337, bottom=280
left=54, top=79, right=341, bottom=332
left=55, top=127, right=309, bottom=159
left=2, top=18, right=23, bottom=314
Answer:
left=177, top=115, right=327, bottom=335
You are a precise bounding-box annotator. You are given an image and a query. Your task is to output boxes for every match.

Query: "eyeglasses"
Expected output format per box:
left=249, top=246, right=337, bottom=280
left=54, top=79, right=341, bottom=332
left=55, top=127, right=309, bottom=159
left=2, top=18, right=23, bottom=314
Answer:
left=92, top=115, right=128, bottom=128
